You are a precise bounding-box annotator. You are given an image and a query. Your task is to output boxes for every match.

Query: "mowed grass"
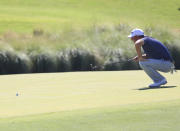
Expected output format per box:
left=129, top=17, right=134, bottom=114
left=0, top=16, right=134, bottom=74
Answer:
left=0, top=71, right=180, bottom=130
left=0, top=0, right=180, bottom=33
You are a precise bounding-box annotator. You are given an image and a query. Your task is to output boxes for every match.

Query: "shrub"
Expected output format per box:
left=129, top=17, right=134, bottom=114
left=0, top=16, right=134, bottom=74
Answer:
left=68, top=48, right=101, bottom=71
left=30, top=52, right=57, bottom=73
left=16, top=53, right=32, bottom=73
left=56, top=51, right=71, bottom=72
left=0, top=51, right=31, bottom=74
left=166, top=44, right=180, bottom=69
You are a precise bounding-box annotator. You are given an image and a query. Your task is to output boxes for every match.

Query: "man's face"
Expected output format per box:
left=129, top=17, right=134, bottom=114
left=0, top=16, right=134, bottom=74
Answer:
left=130, top=36, right=137, bottom=43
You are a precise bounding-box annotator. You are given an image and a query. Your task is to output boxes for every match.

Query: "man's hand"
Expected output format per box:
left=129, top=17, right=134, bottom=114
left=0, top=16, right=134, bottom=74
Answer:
left=138, top=57, right=147, bottom=61
left=132, top=56, right=138, bottom=62
left=132, top=55, right=147, bottom=62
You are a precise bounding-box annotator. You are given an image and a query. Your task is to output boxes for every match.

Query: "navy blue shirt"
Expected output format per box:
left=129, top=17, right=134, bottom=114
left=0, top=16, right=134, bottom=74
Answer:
left=142, top=36, right=173, bottom=62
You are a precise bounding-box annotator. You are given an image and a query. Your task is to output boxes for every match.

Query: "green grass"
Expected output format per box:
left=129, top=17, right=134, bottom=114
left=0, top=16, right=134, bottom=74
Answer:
left=0, top=0, right=180, bottom=33
left=0, top=71, right=180, bottom=130
left=1, top=100, right=180, bottom=131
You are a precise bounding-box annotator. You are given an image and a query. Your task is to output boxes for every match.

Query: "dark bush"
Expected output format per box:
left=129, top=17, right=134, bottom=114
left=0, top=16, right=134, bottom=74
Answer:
left=68, top=49, right=83, bottom=71
left=104, top=63, right=122, bottom=71
left=0, top=52, right=9, bottom=74
left=121, top=61, right=140, bottom=70
left=56, top=52, right=71, bottom=72
left=68, top=49, right=101, bottom=71
left=168, top=45, right=180, bottom=69
left=103, top=59, right=139, bottom=71
left=30, top=53, right=57, bottom=73
left=0, top=51, right=31, bottom=74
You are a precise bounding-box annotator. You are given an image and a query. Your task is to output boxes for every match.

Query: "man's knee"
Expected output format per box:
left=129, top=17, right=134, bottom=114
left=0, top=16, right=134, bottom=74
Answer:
left=139, top=61, right=147, bottom=69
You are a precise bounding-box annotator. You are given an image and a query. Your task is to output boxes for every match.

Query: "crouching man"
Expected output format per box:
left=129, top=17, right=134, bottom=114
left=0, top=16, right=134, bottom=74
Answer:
left=128, top=28, right=175, bottom=87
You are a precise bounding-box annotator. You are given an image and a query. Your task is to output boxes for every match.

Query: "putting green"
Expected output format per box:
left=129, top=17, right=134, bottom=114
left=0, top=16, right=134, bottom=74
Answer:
left=0, top=70, right=179, bottom=118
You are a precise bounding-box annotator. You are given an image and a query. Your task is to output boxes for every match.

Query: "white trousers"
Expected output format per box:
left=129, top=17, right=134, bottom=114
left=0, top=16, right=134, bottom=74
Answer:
left=139, top=59, right=174, bottom=83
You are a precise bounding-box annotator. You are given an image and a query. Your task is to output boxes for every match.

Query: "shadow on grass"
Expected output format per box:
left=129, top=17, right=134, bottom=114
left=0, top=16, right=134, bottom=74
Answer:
left=136, top=86, right=177, bottom=90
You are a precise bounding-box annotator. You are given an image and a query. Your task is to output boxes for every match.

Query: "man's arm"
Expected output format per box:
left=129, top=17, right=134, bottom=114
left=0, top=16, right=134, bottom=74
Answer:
left=135, top=39, right=146, bottom=61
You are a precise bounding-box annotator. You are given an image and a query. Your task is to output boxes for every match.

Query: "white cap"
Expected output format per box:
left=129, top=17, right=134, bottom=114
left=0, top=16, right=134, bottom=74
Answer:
left=128, top=28, right=144, bottom=38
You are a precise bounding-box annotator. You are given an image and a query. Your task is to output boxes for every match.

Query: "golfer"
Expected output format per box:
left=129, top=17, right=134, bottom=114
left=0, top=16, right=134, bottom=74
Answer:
left=128, top=28, right=175, bottom=87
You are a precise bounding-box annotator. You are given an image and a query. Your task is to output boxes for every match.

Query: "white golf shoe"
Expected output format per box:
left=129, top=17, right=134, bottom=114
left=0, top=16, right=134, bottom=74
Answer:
left=149, top=79, right=167, bottom=88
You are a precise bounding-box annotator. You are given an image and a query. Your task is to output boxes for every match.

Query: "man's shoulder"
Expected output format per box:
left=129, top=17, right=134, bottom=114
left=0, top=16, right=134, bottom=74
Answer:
left=142, top=36, right=158, bottom=44
left=144, top=36, right=160, bottom=41
left=135, top=38, right=144, bottom=45
left=142, top=36, right=151, bottom=41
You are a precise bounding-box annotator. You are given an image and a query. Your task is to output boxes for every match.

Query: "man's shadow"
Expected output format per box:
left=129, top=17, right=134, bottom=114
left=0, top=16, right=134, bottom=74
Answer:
left=136, top=86, right=177, bottom=90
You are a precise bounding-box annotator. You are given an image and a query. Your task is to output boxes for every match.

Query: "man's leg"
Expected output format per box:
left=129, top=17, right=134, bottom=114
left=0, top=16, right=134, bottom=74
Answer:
left=139, top=59, right=173, bottom=83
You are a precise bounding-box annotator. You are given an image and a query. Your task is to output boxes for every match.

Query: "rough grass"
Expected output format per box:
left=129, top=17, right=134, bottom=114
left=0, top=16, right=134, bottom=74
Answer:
left=0, top=25, right=180, bottom=74
left=0, top=71, right=180, bottom=130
